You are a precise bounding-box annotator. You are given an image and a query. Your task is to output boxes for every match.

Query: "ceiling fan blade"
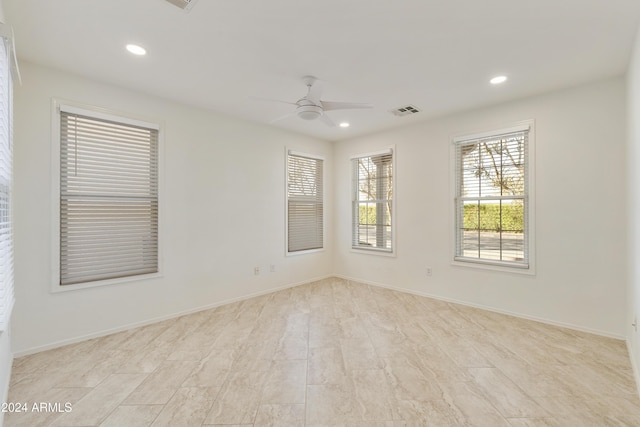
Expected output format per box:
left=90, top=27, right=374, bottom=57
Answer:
left=269, top=112, right=296, bottom=124
left=249, top=96, right=297, bottom=106
left=321, top=101, right=373, bottom=111
left=320, top=114, right=336, bottom=127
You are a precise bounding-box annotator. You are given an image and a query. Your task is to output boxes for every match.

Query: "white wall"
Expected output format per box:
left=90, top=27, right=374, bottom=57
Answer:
left=627, top=24, right=640, bottom=385
left=12, top=62, right=333, bottom=354
left=334, top=77, right=627, bottom=337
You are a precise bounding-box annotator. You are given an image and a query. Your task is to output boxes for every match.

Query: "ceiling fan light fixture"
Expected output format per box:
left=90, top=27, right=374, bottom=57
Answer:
left=297, top=105, right=323, bottom=120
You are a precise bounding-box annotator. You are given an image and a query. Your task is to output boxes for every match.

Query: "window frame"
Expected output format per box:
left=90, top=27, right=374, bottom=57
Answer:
left=0, top=28, right=14, bottom=334
left=285, top=149, right=325, bottom=256
left=51, top=99, right=163, bottom=292
left=350, top=147, right=396, bottom=256
left=451, top=120, right=535, bottom=274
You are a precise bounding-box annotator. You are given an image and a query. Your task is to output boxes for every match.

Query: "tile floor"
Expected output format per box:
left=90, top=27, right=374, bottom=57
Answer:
left=5, top=277, right=640, bottom=426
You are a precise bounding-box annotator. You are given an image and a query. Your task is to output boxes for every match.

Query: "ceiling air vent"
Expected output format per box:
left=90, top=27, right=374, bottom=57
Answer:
left=390, top=104, right=420, bottom=117
left=165, top=0, right=199, bottom=11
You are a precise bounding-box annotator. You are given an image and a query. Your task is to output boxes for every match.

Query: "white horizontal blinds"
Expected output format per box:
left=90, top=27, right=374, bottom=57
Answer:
left=0, top=36, right=13, bottom=332
left=287, top=152, right=323, bottom=252
left=455, top=129, right=528, bottom=266
left=352, top=150, right=393, bottom=251
left=59, top=109, right=159, bottom=285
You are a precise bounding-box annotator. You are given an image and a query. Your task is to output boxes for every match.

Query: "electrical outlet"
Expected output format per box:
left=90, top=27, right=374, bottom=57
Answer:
left=254, top=267, right=260, bottom=275
left=426, top=267, right=433, bottom=277
left=270, top=264, right=276, bottom=272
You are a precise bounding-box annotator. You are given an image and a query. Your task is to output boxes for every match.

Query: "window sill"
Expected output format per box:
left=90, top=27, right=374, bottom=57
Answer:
left=51, top=272, right=162, bottom=293
left=351, top=247, right=396, bottom=257
left=452, top=258, right=535, bottom=275
left=286, top=247, right=325, bottom=257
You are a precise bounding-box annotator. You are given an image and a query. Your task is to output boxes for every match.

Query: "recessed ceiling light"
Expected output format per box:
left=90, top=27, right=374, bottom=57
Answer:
left=126, top=44, right=147, bottom=56
left=339, top=122, right=350, bottom=128
left=490, top=75, right=507, bottom=85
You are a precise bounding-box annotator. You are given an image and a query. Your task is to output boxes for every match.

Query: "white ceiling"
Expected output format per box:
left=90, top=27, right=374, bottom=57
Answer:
left=4, top=0, right=640, bottom=141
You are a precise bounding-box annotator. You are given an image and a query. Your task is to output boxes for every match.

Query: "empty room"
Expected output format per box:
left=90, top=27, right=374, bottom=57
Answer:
left=2, top=0, right=640, bottom=425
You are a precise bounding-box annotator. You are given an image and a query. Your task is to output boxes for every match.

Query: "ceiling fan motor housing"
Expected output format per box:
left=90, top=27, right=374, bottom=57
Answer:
left=297, top=104, right=323, bottom=120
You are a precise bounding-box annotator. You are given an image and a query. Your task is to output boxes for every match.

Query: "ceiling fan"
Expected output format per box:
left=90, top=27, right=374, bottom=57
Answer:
left=260, top=76, right=372, bottom=127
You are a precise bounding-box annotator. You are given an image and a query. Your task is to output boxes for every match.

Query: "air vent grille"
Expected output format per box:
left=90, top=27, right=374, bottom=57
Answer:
left=165, top=0, right=199, bottom=10
left=390, top=105, right=420, bottom=117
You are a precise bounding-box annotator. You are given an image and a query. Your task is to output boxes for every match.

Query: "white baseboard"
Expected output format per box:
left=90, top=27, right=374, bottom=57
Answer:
left=13, top=274, right=332, bottom=358
left=334, top=274, right=626, bottom=341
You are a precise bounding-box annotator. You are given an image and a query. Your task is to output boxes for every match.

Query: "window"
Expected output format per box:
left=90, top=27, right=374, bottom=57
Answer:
left=287, top=151, right=323, bottom=253
left=54, top=103, right=159, bottom=287
left=453, top=123, right=533, bottom=269
left=0, top=28, right=14, bottom=332
left=352, top=149, right=394, bottom=252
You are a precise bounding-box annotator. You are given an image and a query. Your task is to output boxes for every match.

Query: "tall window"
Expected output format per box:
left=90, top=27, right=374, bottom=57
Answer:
left=454, top=124, right=532, bottom=269
left=56, top=104, right=159, bottom=287
left=352, top=149, right=393, bottom=252
left=287, top=151, right=323, bottom=253
left=0, top=30, right=14, bottom=332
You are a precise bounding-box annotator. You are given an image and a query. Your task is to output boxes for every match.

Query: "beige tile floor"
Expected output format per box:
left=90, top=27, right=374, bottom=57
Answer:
left=5, top=277, right=640, bottom=426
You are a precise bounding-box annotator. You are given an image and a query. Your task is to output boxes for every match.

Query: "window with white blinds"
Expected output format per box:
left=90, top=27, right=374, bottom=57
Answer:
left=0, top=33, right=14, bottom=332
left=287, top=151, right=323, bottom=253
left=352, top=149, right=393, bottom=252
left=454, top=124, right=532, bottom=269
left=57, top=105, right=159, bottom=286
